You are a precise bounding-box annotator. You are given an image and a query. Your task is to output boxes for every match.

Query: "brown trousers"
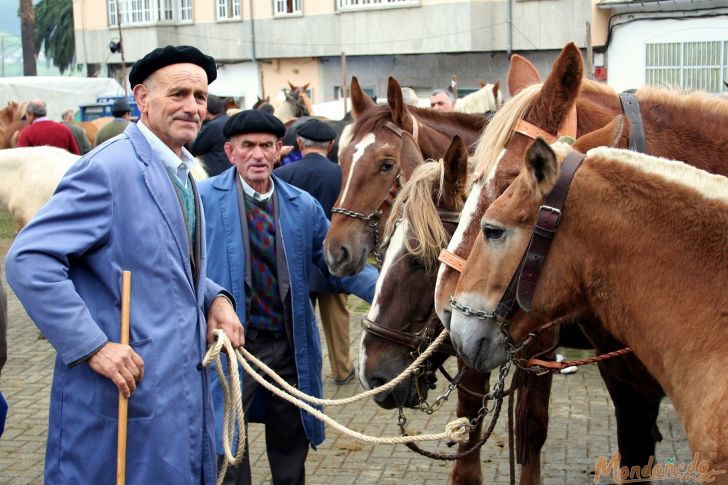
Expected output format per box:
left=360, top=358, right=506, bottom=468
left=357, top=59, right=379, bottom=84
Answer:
left=310, top=293, right=351, bottom=381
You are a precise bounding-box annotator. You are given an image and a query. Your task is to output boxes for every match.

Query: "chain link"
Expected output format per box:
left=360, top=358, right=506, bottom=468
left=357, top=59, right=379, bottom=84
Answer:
left=449, top=296, right=497, bottom=321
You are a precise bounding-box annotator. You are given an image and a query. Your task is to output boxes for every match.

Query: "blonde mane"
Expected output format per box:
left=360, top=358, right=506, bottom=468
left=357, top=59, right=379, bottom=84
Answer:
left=472, top=83, right=543, bottom=181
left=455, top=84, right=503, bottom=114
left=383, top=160, right=468, bottom=271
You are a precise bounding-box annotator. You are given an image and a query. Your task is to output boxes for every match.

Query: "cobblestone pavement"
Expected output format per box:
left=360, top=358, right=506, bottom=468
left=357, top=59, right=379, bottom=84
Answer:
left=0, top=238, right=692, bottom=484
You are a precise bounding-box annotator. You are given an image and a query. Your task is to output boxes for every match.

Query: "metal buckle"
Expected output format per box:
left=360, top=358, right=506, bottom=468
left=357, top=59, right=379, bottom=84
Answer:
left=536, top=205, right=561, bottom=233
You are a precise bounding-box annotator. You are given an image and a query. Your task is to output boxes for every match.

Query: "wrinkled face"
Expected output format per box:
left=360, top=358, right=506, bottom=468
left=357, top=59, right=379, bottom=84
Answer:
left=224, top=133, right=282, bottom=191
left=135, top=63, right=208, bottom=154
left=359, top=219, right=445, bottom=409
left=430, top=92, right=454, bottom=112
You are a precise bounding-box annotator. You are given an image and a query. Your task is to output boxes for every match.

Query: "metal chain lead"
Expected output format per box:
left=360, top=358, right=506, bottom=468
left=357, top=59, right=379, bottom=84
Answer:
left=330, top=207, right=383, bottom=267
left=450, top=296, right=496, bottom=321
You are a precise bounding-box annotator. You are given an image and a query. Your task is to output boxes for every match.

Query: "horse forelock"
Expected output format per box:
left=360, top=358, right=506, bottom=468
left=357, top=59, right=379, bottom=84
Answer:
left=455, top=84, right=500, bottom=114
left=473, top=83, right=542, bottom=180
left=383, top=161, right=452, bottom=271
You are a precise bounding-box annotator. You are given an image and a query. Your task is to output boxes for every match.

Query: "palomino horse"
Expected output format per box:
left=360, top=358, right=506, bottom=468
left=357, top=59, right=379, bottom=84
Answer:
left=455, top=81, right=503, bottom=117
left=448, top=122, right=728, bottom=473
left=436, top=42, right=728, bottom=476
left=0, top=146, right=209, bottom=232
left=360, top=138, right=497, bottom=483
left=324, top=76, right=487, bottom=277
left=0, top=101, right=28, bottom=149
left=273, top=82, right=314, bottom=124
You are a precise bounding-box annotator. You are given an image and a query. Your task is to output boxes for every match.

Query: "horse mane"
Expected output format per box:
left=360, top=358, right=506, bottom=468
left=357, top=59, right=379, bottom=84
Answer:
left=455, top=84, right=502, bottom=114
left=383, top=160, right=468, bottom=271
left=473, top=83, right=542, bottom=180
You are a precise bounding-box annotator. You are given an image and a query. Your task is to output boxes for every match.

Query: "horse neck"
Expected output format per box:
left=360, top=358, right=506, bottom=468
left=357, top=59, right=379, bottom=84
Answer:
left=0, top=151, right=24, bottom=209
left=577, top=88, right=728, bottom=177
left=550, top=156, right=728, bottom=420
left=412, top=111, right=484, bottom=157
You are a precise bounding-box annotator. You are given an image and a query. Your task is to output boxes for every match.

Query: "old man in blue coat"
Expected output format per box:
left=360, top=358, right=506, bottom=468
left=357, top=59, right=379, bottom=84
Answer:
left=198, top=109, right=378, bottom=485
left=5, top=45, right=244, bottom=484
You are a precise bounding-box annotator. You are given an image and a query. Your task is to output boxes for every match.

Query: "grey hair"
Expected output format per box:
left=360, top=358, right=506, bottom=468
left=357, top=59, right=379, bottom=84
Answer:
left=61, top=109, right=75, bottom=120
left=27, top=100, right=48, bottom=117
left=431, top=89, right=455, bottom=103
left=298, top=136, right=331, bottom=149
left=401, top=87, right=419, bottom=106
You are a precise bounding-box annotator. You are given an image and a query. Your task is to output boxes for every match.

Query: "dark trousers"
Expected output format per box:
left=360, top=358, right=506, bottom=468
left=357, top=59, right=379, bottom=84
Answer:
left=218, top=327, right=309, bottom=485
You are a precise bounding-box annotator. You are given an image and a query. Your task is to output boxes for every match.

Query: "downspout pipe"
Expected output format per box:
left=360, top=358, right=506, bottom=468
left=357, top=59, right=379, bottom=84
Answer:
left=507, top=0, right=513, bottom=58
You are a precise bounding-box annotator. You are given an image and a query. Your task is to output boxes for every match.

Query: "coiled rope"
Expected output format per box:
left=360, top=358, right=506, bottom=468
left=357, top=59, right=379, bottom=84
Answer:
left=202, top=329, right=471, bottom=485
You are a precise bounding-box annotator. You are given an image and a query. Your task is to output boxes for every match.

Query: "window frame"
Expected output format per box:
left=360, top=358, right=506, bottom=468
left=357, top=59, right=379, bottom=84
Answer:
left=273, top=0, right=302, bottom=17
left=645, top=40, right=727, bottom=93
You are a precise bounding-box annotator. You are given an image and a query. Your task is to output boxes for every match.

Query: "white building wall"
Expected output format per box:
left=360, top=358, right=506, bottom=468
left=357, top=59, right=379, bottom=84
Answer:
left=209, top=62, right=260, bottom=109
left=606, top=16, right=728, bottom=92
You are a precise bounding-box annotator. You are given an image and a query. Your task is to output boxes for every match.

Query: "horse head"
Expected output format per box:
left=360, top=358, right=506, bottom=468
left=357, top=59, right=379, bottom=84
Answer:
left=360, top=136, right=469, bottom=408
left=324, top=76, right=426, bottom=277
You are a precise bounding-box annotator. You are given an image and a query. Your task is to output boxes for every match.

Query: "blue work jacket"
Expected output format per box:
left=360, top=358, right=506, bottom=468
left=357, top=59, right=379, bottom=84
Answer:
left=198, top=168, right=378, bottom=450
left=5, top=123, right=222, bottom=484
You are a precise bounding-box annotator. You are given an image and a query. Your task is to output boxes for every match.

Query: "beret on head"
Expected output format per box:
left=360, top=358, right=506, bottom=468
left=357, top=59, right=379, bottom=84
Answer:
left=129, top=45, right=217, bottom=88
left=111, top=97, right=131, bottom=114
left=223, top=109, right=286, bottom=139
left=296, top=118, right=336, bottom=142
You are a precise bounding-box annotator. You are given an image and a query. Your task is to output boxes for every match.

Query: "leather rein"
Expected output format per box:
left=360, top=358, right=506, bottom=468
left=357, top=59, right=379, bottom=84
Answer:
left=331, top=117, right=420, bottom=267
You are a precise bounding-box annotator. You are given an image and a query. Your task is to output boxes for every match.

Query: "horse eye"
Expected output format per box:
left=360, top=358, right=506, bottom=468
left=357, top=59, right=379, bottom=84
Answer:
left=408, top=256, right=426, bottom=271
left=380, top=159, right=395, bottom=172
left=483, top=223, right=505, bottom=241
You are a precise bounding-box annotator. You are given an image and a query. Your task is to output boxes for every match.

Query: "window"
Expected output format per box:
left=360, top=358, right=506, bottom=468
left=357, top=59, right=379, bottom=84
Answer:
left=646, top=41, right=727, bottom=93
left=107, top=0, right=191, bottom=25
left=335, top=86, right=375, bottom=99
left=274, top=0, right=302, bottom=16
left=337, top=0, right=418, bottom=11
left=217, top=0, right=240, bottom=20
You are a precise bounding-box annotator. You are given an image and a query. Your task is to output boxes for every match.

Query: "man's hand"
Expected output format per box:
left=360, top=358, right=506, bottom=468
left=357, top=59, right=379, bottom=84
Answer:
left=207, top=296, right=245, bottom=349
left=87, top=342, right=144, bottom=398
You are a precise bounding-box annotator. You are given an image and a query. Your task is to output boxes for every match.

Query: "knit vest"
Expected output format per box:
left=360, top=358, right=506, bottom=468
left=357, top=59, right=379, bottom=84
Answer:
left=244, top=193, right=285, bottom=332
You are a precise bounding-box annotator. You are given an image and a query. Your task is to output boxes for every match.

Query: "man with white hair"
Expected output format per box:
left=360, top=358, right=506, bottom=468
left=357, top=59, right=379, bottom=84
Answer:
left=61, top=109, right=92, bottom=154
left=430, top=88, right=456, bottom=112
left=401, top=87, right=419, bottom=107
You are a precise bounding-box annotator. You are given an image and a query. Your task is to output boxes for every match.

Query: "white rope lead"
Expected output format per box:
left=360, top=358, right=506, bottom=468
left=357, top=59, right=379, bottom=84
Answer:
left=202, top=329, right=471, bottom=485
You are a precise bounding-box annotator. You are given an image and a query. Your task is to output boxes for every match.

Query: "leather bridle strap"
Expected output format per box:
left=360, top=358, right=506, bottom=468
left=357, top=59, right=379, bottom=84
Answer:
left=515, top=150, right=585, bottom=313
left=438, top=249, right=466, bottom=273
left=361, top=317, right=457, bottom=356
left=618, top=92, right=646, bottom=153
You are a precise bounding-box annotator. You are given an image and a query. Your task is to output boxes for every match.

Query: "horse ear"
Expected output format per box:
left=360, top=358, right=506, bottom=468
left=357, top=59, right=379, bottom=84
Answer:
left=387, top=77, right=409, bottom=128
left=301, top=83, right=310, bottom=91
left=508, top=54, right=541, bottom=96
left=265, top=96, right=270, bottom=103
left=532, top=42, right=583, bottom=136
left=350, top=76, right=376, bottom=119
left=442, top=135, right=469, bottom=198
left=479, top=79, right=486, bottom=88
left=524, top=138, right=559, bottom=196
left=288, top=81, right=296, bottom=92
left=572, top=115, right=625, bottom=153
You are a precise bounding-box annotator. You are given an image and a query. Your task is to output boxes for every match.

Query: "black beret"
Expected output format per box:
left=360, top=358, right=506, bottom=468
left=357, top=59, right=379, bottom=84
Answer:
left=296, top=118, right=336, bottom=142
left=223, top=109, right=286, bottom=139
left=111, top=97, right=131, bottom=115
left=129, top=45, right=217, bottom=88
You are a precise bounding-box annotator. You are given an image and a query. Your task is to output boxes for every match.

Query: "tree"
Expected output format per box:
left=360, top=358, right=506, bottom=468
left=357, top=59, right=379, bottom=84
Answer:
left=19, top=0, right=37, bottom=75
left=34, top=0, right=75, bottom=74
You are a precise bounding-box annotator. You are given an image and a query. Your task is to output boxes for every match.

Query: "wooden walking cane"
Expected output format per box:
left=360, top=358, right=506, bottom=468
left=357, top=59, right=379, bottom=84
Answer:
left=117, top=271, right=131, bottom=485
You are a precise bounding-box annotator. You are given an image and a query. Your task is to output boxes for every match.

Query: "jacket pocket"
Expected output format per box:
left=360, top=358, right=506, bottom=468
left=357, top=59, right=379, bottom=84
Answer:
left=93, top=338, right=158, bottom=421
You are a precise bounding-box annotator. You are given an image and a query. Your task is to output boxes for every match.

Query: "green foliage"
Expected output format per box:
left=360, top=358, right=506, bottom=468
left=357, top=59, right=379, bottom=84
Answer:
left=34, top=0, right=75, bottom=74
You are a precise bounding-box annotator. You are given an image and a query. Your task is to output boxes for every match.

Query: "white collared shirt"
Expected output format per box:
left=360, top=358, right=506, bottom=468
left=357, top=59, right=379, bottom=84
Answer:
left=137, top=120, right=196, bottom=187
left=239, top=174, right=275, bottom=202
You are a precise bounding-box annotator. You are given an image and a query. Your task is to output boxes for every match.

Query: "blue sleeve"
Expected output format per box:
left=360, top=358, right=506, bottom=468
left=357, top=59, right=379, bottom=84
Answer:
left=5, top=159, right=112, bottom=366
left=310, top=202, right=379, bottom=303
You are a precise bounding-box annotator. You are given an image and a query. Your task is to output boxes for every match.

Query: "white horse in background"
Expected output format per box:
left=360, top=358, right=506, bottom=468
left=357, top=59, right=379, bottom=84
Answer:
left=454, top=81, right=503, bottom=115
left=0, top=146, right=208, bottom=233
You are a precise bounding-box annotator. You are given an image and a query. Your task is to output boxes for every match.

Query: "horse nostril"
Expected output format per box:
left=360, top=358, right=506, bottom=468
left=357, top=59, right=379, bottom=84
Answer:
left=338, top=245, right=349, bottom=264
left=370, top=377, right=386, bottom=389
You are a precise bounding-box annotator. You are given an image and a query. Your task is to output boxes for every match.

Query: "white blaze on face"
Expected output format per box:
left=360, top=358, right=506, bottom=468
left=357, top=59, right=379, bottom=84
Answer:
left=340, top=133, right=376, bottom=205
left=365, top=220, right=407, bottom=323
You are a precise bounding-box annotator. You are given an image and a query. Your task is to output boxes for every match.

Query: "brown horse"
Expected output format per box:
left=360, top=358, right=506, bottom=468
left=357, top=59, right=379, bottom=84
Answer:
left=449, top=120, right=728, bottom=473
left=435, top=42, right=728, bottom=478
left=359, top=137, right=497, bottom=484
left=324, top=76, right=487, bottom=277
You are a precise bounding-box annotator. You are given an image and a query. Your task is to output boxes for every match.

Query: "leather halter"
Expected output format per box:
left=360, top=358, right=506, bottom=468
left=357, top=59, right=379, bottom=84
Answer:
left=438, top=103, right=578, bottom=273
left=362, top=207, right=461, bottom=356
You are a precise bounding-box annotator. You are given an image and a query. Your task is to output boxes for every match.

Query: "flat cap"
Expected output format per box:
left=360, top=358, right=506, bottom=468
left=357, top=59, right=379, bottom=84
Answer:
left=111, top=97, right=131, bottom=114
left=296, top=118, right=336, bottom=142
left=129, top=45, right=217, bottom=88
left=223, top=109, right=286, bottom=139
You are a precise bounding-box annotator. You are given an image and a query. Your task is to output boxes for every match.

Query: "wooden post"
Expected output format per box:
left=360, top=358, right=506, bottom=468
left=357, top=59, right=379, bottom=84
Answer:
left=117, top=271, right=131, bottom=485
left=586, top=21, right=593, bottom=81
left=450, top=74, right=458, bottom=99
left=341, top=52, right=348, bottom=114
left=116, top=1, right=127, bottom=96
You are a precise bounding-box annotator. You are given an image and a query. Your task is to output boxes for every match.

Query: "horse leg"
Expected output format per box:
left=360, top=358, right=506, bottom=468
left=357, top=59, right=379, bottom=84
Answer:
left=597, top=361, right=663, bottom=475
left=450, top=363, right=488, bottom=485
left=515, top=368, right=553, bottom=485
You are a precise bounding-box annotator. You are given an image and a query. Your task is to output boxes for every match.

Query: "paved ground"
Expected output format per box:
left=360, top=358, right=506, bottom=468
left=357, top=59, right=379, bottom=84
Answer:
left=0, top=237, right=693, bottom=484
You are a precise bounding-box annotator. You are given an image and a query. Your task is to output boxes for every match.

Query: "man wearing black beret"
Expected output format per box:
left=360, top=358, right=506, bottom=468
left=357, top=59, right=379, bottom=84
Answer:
left=198, top=110, right=378, bottom=484
left=274, top=119, right=355, bottom=387
left=6, top=45, right=243, bottom=484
